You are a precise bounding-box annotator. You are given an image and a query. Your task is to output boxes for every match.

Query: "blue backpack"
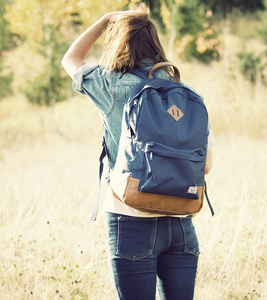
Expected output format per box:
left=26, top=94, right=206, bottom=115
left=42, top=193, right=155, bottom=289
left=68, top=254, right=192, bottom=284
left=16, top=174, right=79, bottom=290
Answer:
left=91, top=62, right=214, bottom=220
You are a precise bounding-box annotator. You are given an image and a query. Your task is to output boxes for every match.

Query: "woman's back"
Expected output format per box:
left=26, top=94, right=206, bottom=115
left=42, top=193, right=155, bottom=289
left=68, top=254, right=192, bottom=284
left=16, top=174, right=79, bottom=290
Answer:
left=62, top=4, right=215, bottom=299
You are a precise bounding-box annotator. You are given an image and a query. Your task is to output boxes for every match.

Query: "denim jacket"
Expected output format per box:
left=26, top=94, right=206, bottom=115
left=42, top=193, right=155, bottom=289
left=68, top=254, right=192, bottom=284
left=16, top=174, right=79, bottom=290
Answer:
left=72, top=60, right=209, bottom=181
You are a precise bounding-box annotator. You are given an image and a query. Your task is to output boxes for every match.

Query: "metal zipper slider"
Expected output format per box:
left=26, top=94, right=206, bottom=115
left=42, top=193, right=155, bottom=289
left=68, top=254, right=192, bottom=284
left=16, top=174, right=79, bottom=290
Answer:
left=133, top=99, right=138, bottom=106
left=150, top=152, right=153, bottom=160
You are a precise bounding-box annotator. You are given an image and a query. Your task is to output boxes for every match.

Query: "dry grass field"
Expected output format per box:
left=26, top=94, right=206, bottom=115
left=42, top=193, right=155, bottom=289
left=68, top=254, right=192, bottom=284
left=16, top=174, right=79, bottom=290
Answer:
left=0, top=35, right=267, bottom=299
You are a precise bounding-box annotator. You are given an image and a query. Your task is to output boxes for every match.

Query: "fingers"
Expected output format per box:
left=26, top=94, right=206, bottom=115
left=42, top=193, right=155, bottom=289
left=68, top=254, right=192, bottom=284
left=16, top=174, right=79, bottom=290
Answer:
left=106, top=11, right=131, bottom=22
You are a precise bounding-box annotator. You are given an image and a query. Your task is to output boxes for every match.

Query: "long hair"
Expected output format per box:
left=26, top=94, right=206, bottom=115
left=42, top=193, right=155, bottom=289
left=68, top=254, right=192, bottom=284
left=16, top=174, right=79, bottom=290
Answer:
left=100, top=4, right=168, bottom=73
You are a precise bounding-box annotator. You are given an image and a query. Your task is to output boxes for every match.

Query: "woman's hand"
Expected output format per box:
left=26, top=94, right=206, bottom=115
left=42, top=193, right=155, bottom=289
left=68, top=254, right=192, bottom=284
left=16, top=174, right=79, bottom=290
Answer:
left=105, top=10, right=131, bottom=22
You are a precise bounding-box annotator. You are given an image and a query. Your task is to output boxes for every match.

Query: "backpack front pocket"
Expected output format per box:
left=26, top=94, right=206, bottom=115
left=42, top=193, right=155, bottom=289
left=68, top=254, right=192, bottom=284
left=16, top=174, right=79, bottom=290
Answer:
left=138, top=142, right=206, bottom=199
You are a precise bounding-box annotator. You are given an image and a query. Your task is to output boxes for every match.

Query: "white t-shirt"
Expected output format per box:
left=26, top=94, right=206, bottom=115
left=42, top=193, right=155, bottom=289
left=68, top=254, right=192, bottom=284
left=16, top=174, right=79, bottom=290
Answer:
left=102, top=130, right=216, bottom=217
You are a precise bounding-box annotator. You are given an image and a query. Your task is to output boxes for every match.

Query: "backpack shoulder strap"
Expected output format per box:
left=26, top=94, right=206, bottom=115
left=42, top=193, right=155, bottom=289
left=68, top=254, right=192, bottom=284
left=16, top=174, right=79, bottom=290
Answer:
left=148, top=62, right=180, bottom=82
left=90, top=137, right=107, bottom=221
left=131, top=62, right=180, bottom=82
left=205, top=181, right=215, bottom=216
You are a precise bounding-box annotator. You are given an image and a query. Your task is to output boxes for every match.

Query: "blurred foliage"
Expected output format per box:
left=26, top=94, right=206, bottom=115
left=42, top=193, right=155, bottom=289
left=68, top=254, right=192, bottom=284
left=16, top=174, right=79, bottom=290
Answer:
left=0, top=56, right=13, bottom=99
left=4, top=0, right=127, bottom=105
left=258, top=0, right=267, bottom=44
left=236, top=49, right=267, bottom=86
left=234, top=0, right=267, bottom=85
left=23, top=25, right=71, bottom=106
left=0, top=0, right=13, bottom=100
left=200, top=0, right=265, bottom=16
left=5, top=0, right=84, bottom=105
left=175, top=1, right=220, bottom=63
left=1, top=0, right=267, bottom=104
left=141, top=0, right=220, bottom=63
left=0, top=0, right=9, bottom=50
left=5, top=0, right=128, bottom=40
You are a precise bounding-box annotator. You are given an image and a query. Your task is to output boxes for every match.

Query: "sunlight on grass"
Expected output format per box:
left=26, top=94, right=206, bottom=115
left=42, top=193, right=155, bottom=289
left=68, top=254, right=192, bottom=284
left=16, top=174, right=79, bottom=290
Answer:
left=0, top=134, right=266, bottom=299
left=0, top=39, right=267, bottom=300
left=194, top=136, right=267, bottom=299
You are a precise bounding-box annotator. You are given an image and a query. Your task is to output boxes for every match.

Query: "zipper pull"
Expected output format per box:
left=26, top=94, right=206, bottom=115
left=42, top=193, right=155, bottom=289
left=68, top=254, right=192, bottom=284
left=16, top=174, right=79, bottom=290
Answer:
left=133, top=99, right=138, bottom=106
left=150, top=152, right=153, bottom=160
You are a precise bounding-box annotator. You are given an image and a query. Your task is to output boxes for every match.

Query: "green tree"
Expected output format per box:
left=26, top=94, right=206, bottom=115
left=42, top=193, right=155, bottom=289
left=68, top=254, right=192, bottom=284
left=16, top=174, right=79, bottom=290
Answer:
left=0, top=0, right=13, bottom=99
left=5, top=0, right=128, bottom=105
left=5, top=0, right=78, bottom=105
left=23, top=25, right=71, bottom=105
left=149, top=0, right=220, bottom=62
left=200, top=0, right=265, bottom=16
left=237, top=49, right=267, bottom=86
left=258, top=0, right=267, bottom=44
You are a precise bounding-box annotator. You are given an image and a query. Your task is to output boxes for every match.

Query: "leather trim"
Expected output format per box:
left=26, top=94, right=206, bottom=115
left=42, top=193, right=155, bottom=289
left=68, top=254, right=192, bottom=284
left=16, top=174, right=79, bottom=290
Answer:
left=148, top=62, right=180, bottom=83
left=111, top=176, right=204, bottom=215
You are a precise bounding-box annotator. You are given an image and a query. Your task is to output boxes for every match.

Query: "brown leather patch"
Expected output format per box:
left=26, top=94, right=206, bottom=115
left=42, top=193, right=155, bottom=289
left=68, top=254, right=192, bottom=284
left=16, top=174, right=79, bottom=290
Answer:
left=167, top=105, right=184, bottom=121
left=112, top=177, right=204, bottom=215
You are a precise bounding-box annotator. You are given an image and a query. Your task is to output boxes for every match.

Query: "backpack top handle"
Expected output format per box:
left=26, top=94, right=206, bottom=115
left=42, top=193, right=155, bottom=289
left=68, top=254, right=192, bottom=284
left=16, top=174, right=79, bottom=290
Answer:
left=148, top=62, right=180, bottom=83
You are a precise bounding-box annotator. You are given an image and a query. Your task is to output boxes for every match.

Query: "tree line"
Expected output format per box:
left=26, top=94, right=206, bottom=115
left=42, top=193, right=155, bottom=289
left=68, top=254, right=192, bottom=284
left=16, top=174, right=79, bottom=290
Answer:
left=0, top=0, right=266, bottom=105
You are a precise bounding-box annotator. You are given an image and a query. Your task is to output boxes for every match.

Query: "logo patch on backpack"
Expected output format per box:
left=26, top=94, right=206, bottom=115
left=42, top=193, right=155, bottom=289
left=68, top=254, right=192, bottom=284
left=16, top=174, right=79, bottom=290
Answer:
left=167, top=105, right=184, bottom=121
left=187, top=186, right=198, bottom=194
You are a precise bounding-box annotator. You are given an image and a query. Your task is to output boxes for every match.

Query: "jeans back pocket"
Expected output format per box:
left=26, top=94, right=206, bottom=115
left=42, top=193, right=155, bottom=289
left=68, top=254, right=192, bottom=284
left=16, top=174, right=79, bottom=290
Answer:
left=117, top=217, right=157, bottom=261
left=180, top=217, right=200, bottom=256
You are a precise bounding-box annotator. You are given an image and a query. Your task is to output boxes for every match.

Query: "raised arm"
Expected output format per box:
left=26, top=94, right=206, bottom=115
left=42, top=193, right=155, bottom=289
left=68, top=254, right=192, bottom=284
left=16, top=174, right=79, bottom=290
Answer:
left=62, top=11, right=130, bottom=79
left=62, top=15, right=108, bottom=78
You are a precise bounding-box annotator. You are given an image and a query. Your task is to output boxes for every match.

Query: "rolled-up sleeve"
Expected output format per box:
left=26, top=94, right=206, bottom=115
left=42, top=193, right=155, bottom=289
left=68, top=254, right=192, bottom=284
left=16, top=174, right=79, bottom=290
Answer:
left=73, top=64, right=99, bottom=94
left=72, top=64, right=117, bottom=115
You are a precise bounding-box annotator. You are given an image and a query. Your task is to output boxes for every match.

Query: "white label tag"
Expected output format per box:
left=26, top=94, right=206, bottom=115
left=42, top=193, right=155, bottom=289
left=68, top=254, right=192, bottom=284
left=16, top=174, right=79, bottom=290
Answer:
left=187, top=186, right=198, bottom=194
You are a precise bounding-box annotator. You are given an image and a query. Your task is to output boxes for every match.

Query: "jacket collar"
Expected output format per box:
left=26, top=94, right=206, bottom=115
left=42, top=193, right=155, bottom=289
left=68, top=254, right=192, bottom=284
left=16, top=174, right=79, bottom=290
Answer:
left=136, top=59, right=169, bottom=80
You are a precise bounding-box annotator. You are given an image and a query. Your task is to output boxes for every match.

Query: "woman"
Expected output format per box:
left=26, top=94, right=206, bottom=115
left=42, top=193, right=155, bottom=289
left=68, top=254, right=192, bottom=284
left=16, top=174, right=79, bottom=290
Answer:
left=62, top=5, right=215, bottom=300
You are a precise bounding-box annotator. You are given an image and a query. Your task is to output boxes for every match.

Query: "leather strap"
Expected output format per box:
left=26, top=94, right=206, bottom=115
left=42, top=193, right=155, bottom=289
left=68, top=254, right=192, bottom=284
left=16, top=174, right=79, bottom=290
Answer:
left=90, top=137, right=107, bottom=221
left=148, top=62, right=180, bottom=83
left=204, top=181, right=215, bottom=216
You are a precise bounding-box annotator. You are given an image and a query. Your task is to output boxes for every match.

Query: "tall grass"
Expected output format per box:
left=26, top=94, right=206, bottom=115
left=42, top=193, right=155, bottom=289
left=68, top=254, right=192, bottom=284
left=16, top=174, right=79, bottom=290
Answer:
left=1, top=135, right=266, bottom=300
left=0, top=19, right=267, bottom=299
left=1, top=66, right=266, bottom=300
left=195, top=136, right=267, bottom=299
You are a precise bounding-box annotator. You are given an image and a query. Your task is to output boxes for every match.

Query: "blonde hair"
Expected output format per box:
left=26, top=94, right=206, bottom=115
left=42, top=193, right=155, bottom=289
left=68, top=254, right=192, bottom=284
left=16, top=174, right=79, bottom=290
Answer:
left=100, top=4, right=168, bottom=73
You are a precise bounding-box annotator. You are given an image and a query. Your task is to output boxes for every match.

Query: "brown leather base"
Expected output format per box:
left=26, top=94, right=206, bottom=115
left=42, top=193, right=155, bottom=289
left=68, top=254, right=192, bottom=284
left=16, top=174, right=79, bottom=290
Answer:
left=112, top=176, right=204, bottom=215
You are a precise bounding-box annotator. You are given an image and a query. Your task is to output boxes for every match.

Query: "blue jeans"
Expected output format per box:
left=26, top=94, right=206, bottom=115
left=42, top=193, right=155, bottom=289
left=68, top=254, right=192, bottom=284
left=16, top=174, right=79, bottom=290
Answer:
left=105, top=213, right=200, bottom=300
